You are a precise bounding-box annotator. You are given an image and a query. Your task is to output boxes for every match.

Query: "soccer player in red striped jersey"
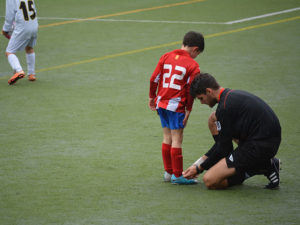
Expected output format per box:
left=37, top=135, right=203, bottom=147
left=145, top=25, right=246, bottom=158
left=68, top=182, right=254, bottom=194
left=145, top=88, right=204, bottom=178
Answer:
left=148, top=31, right=205, bottom=184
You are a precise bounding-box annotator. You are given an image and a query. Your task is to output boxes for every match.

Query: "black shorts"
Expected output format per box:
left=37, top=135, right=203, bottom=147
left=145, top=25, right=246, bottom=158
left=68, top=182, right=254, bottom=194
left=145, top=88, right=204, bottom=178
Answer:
left=226, top=138, right=281, bottom=186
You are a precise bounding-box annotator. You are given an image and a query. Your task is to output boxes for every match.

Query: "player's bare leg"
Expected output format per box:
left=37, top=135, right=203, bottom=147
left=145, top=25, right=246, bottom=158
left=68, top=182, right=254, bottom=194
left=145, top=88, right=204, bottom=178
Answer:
left=202, top=158, right=236, bottom=189
left=162, top=127, right=172, bottom=145
left=170, top=129, right=183, bottom=148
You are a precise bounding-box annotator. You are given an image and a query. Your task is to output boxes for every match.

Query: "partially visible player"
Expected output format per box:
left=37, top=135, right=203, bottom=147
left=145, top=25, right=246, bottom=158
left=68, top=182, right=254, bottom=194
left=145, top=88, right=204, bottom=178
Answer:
left=148, top=31, right=205, bottom=184
left=2, top=0, right=38, bottom=85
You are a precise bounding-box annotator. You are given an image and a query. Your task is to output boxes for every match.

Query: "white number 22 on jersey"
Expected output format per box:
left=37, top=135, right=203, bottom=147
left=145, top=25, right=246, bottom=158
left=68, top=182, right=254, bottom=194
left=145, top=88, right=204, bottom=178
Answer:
left=162, top=64, right=186, bottom=90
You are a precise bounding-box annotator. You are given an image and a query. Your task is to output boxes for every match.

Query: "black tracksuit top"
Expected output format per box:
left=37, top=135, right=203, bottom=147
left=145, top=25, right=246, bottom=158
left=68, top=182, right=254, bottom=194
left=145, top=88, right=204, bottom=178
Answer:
left=201, top=88, right=281, bottom=170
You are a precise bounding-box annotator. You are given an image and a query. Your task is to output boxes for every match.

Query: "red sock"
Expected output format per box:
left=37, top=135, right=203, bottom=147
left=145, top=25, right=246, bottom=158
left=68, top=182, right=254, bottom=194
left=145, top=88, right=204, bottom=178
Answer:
left=171, top=147, right=183, bottom=177
left=162, top=143, right=172, bottom=174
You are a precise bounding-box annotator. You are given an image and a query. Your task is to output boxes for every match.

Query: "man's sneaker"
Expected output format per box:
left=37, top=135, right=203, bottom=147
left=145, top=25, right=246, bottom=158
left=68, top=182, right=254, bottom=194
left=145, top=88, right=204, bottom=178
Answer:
left=163, top=171, right=172, bottom=182
left=8, top=71, right=25, bottom=85
left=171, top=174, right=198, bottom=185
left=264, top=158, right=281, bottom=189
left=28, top=74, right=36, bottom=81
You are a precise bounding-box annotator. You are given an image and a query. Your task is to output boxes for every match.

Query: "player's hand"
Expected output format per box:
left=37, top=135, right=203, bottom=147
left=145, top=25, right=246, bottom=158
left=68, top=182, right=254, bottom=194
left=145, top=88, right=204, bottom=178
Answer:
left=183, top=165, right=198, bottom=179
left=148, top=98, right=156, bottom=111
left=2, top=30, right=11, bottom=39
left=183, top=110, right=191, bottom=127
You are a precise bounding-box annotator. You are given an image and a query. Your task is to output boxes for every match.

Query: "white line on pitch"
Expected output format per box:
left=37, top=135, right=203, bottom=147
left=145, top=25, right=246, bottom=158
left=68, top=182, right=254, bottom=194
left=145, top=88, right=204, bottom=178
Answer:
left=35, top=17, right=226, bottom=25
left=0, top=7, right=299, bottom=25
left=225, top=7, right=300, bottom=24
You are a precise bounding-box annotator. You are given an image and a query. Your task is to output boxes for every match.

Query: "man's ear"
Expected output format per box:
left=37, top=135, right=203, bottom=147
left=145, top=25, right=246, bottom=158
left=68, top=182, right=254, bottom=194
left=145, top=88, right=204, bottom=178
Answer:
left=206, top=88, right=213, bottom=95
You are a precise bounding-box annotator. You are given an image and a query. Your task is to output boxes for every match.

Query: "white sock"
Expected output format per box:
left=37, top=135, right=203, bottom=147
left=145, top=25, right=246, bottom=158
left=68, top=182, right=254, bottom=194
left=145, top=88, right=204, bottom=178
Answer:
left=7, top=54, right=23, bottom=73
left=26, top=52, right=35, bottom=75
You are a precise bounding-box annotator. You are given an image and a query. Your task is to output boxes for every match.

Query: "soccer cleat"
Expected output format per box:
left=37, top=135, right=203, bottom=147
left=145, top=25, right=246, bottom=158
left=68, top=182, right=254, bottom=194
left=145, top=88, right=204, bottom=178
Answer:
left=8, top=71, right=25, bottom=85
left=28, top=74, right=36, bottom=81
left=163, top=171, right=172, bottom=182
left=171, top=174, right=198, bottom=185
left=264, top=158, right=281, bottom=189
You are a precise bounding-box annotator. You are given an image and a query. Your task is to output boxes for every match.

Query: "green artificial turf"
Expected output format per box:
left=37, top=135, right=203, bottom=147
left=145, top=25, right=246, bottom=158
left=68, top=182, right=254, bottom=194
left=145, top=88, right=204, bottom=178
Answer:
left=0, top=0, right=299, bottom=224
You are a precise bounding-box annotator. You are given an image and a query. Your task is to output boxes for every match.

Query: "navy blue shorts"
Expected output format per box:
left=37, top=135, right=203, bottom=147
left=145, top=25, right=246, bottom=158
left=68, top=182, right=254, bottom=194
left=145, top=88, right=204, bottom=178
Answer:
left=157, top=108, right=185, bottom=130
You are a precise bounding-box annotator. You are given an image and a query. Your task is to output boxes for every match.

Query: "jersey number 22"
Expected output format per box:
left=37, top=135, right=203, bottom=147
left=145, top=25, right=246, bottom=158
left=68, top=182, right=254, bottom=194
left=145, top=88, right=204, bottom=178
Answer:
left=163, top=64, right=186, bottom=90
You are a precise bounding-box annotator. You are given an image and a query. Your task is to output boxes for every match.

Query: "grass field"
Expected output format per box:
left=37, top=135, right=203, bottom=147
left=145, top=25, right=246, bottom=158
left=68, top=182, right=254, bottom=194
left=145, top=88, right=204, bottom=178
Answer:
left=0, top=0, right=300, bottom=224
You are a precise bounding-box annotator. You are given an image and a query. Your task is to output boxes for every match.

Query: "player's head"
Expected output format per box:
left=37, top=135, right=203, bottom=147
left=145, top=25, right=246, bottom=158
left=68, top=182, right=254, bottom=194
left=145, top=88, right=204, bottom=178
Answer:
left=183, top=31, right=205, bottom=53
left=190, top=73, right=220, bottom=108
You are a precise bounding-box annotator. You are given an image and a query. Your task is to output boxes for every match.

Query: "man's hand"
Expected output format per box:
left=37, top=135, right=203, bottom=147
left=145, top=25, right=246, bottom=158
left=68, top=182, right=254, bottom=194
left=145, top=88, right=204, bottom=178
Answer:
left=2, top=30, right=11, bottom=39
left=148, top=98, right=156, bottom=111
left=183, top=165, right=199, bottom=179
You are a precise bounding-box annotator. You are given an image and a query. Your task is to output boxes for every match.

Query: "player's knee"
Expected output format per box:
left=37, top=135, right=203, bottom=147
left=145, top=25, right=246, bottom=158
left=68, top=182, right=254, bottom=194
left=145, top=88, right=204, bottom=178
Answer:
left=208, top=111, right=218, bottom=135
left=25, top=46, right=34, bottom=54
left=172, top=136, right=183, bottom=147
left=208, top=112, right=217, bottom=125
left=163, top=137, right=172, bottom=145
left=202, top=173, right=216, bottom=189
left=163, top=134, right=172, bottom=145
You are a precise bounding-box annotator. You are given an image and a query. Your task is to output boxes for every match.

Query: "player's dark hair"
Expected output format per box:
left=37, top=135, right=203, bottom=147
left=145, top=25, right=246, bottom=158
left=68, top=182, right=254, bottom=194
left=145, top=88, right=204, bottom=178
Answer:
left=183, top=31, right=205, bottom=52
left=190, top=73, right=220, bottom=98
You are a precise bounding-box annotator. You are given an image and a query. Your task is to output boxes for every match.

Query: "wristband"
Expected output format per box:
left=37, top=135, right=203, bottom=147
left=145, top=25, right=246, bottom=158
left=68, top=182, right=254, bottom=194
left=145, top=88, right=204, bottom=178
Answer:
left=193, top=156, right=204, bottom=167
left=195, top=165, right=203, bottom=174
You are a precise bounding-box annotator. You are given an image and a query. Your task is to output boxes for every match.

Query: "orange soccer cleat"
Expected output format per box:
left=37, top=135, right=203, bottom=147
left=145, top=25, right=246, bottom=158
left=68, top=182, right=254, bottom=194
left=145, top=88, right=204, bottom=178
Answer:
left=8, top=71, right=25, bottom=85
left=28, top=74, right=36, bottom=81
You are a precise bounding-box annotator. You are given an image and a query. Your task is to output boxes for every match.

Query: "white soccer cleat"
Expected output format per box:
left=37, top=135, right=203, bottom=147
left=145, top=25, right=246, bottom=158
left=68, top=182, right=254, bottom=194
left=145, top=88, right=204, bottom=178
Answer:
left=163, top=171, right=172, bottom=182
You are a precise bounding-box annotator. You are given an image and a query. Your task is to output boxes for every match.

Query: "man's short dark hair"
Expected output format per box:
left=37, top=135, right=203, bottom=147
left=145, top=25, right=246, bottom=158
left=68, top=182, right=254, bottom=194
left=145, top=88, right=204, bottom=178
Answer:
left=190, top=73, right=220, bottom=98
left=183, top=31, right=205, bottom=53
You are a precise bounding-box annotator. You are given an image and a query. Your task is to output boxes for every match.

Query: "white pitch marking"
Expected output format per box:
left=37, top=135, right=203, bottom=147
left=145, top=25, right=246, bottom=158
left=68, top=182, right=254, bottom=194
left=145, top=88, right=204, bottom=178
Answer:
left=37, top=7, right=300, bottom=25
left=225, top=7, right=300, bottom=24
left=0, top=7, right=299, bottom=25
left=36, top=17, right=226, bottom=25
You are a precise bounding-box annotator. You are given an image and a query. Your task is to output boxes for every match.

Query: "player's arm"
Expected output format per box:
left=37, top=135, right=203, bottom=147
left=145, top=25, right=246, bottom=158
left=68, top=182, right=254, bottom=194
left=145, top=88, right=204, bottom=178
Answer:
left=200, top=112, right=234, bottom=170
left=183, top=142, right=224, bottom=179
left=182, top=110, right=191, bottom=127
left=148, top=72, right=159, bottom=111
left=148, top=55, right=165, bottom=111
left=185, top=69, right=200, bottom=110
left=183, top=155, right=207, bottom=179
left=148, top=98, right=156, bottom=111
left=184, top=114, right=233, bottom=179
left=183, top=69, right=200, bottom=126
left=3, top=0, right=16, bottom=30
left=183, top=142, right=219, bottom=179
left=183, top=85, right=195, bottom=126
left=2, top=0, right=16, bottom=39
